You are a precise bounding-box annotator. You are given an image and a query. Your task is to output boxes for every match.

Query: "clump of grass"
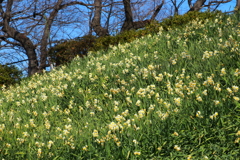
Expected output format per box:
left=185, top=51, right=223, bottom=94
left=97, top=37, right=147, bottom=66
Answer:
left=0, top=12, right=239, bottom=159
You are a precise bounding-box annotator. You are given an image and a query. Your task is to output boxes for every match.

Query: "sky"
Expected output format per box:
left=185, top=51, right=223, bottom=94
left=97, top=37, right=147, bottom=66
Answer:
left=216, top=0, right=236, bottom=12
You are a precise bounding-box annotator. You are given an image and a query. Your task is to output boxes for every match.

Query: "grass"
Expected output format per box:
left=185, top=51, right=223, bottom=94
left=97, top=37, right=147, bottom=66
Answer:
left=0, top=12, right=240, bottom=159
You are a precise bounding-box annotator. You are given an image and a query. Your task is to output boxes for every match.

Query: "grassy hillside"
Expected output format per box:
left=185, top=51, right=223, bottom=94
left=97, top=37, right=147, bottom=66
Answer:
left=0, top=12, right=240, bottom=159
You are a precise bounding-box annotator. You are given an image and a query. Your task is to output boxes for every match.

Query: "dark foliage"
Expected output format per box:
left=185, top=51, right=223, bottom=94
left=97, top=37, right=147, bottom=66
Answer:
left=0, top=65, right=22, bottom=88
left=49, top=11, right=221, bottom=67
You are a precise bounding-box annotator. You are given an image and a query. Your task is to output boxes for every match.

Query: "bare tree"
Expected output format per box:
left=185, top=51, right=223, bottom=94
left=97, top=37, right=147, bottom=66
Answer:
left=188, top=0, right=207, bottom=11
left=1, top=0, right=167, bottom=76
left=91, top=0, right=109, bottom=37
left=188, top=0, right=232, bottom=12
left=121, top=0, right=134, bottom=31
left=105, top=0, right=114, bottom=32
left=0, top=0, right=39, bottom=75
left=121, top=0, right=164, bottom=32
left=0, top=0, right=94, bottom=76
left=89, top=0, right=165, bottom=35
left=170, top=0, right=186, bottom=15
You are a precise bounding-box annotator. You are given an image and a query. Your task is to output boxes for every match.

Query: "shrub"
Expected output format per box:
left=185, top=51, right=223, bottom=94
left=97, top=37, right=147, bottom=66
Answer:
left=48, top=35, right=96, bottom=66
left=48, top=11, right=221, bottom=66
left=90, top=11, right=221, bottom=51
left=0, top=65, right=22, bottom=88
left=159, top=11, right=222, bottom=30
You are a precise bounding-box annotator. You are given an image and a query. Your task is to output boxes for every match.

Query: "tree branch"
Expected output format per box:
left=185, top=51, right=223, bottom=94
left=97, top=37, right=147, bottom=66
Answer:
left=203, top=0, right=232, bottom=7
left=151, top=0, right=165, bottom=20
left=0, top=36, right=22, bottom=46
left=188, top=0, right=207, bottom=12
left=188, top=0, right=192, bottom=8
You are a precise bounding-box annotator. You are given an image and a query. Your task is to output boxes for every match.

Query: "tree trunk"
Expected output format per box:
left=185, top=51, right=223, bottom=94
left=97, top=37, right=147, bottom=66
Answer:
left=121, top=0, right=164, bottom=32
left=91, top=0, right=109, bottom=37
left=1, top=0, right=39, bottom=76
left=39, top=29, right=49, bottom=72
left=133, top=20, right=151, bottom=30
left=236, top=0, right=240, bottom=10
left=121, top=0, right=134, bottom=32
left=39, top=0, right=63, bottom=71
left=188, top=0, right=206, bottom=11
left=2, top=28, right=39, bottom=76
left=151, top=1, right=165, bottom=20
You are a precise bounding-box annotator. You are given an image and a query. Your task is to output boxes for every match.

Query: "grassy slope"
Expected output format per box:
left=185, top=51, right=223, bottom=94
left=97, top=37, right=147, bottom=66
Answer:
left=0, top=13, right=240, bottom=159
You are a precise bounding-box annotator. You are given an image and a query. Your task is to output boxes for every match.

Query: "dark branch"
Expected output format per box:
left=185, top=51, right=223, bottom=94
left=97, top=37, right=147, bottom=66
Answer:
left=151, top=0, right=165, bottom=20
left=203, top=0, right=232, bottom=7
